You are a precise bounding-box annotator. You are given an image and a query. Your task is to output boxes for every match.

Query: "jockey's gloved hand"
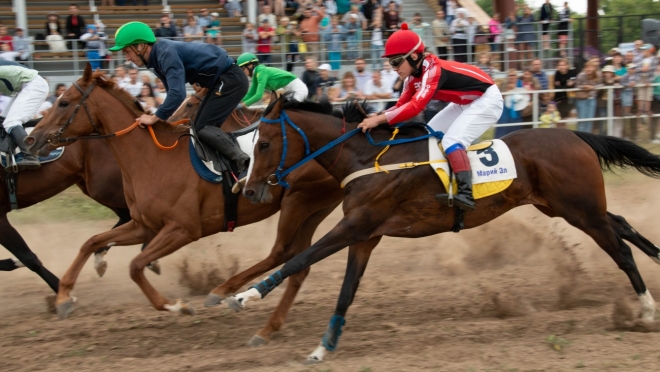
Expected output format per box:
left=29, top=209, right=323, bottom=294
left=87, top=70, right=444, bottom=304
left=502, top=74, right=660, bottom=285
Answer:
left=237, top=102, right=245, bottom=110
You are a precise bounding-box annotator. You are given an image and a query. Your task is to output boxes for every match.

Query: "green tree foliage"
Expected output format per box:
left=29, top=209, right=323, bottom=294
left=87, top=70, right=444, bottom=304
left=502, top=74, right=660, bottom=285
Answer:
left=599, top=0, right=660, bottom=51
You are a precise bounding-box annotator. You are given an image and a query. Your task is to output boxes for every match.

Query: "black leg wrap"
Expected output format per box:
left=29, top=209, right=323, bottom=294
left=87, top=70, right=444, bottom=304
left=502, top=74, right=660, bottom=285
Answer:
left=250, top=270, right=284, bottom=297
left=452, top=207, right=465, bottom=233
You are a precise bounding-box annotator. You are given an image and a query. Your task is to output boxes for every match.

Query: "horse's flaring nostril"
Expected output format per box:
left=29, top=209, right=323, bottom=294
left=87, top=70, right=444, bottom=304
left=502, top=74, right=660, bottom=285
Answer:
left=25, top=136, right=35, bottom=146
left=245, top=189, right=255, bottom=196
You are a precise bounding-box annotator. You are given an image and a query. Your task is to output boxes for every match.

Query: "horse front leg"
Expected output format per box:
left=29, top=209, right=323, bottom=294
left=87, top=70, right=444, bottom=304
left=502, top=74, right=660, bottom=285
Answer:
left=306, top=237, right=380, bottom=364
left=56, top=221, right=147, bottom=319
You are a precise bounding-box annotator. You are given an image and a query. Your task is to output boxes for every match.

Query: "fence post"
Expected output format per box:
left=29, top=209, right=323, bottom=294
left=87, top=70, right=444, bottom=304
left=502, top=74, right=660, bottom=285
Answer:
left=532, top=91, right=539, bottom=128
left=606, top=86, right=614, bottom=136
left=73, top=42, right=80, bottom=76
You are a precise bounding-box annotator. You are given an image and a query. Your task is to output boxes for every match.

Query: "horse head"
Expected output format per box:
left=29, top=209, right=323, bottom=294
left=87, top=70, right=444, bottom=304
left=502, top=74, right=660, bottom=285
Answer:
left=169, top=88, right=207, bottom=123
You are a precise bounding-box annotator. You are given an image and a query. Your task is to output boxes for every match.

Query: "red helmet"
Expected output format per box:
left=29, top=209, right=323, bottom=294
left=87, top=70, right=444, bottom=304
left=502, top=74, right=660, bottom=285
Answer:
left=381, top=23, right=425, bottom=58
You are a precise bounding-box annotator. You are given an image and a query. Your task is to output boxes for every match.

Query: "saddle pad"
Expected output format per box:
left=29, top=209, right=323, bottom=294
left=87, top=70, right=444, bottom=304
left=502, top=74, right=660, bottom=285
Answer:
left=189, top=128, right=256, bottom=184
left=428, top=138, right=517, bottom=199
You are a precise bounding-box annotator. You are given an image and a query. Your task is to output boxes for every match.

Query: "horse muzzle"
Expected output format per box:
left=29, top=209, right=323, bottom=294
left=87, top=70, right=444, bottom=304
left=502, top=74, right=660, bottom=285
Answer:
left=243, top=181, right=273, bottom=204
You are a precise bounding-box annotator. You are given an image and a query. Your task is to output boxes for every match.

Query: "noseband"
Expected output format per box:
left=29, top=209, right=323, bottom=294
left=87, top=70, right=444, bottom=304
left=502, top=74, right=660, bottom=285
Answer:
left=47, top=82, right=101, bottom=146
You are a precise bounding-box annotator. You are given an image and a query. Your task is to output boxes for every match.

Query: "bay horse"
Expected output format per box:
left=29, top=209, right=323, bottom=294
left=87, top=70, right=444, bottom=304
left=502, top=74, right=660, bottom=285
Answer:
left=0, top=89, right=259, bottom=295
left=25, top=65, right=353, bottom=350
left=231, top=95, right=660, bottom=363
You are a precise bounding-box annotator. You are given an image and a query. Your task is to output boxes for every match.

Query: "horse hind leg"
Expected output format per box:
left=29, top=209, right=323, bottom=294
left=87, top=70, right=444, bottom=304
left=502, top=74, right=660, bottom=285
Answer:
left=608, top=212, right=660, bottom=265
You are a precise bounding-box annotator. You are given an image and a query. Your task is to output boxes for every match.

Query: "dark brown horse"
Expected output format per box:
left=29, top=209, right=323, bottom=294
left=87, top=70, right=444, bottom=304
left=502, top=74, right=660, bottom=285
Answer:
left=26, top=66, right=350, bottom=350
left=232, top=96, right=660, bottom=363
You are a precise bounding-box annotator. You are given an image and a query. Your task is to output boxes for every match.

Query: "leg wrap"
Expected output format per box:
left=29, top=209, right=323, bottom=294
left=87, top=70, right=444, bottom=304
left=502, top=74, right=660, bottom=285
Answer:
left=321, top=315, right=346, bottom=351
left=249, top=270, right=283, bottom=298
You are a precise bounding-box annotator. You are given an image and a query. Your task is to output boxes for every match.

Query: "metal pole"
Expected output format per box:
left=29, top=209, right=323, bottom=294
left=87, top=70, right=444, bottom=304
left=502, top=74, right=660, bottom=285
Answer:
left=532, top=91, right=539, bottom=128
left=248, top=0, right=257, bottom=26
left=14, top=0, right=28, bottom=35
left=606, top=86, right=613, bottom=136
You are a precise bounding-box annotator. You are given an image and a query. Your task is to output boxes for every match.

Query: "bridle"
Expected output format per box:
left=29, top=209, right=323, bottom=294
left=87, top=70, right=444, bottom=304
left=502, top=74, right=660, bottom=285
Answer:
left=47, top=82, right=106, bottom=146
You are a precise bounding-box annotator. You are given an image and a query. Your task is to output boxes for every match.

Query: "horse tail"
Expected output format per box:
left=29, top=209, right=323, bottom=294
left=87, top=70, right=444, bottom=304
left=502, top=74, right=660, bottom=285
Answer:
left=573, top=131, right=660, bottom=179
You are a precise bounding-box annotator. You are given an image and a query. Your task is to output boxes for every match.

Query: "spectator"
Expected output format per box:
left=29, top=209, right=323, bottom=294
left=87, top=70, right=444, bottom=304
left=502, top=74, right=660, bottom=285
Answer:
left=225, top=0, right=243, bottom=18
left=323, top=0, right=337, bottom=16
left=381, top=60, right=398, bottom=94
left=13, top=28, right=30, bottom=63
left=122, top=68, right=143, bottom=97
left=383, top=1, right=400, bottom=38
left=539, top=0, right=554, bottom=51
left=65, top=4, right=86, bottom=50
left=620, top=63, right=637, bottom=139
left=432, top=10, right=450, bottom=60
left=651, top=63, right=660, bottom=143
left=197, top=8, right=212, bottom=30
left=47, top=83, right=67, bottom=104
left=140, top=72, right=156, bottom=90
left=488, top=13, right=502, bottom=53
left=466, top=14, right=482, bottom=62
left=530, top=58, right=549, bottom=90
left=138, top=83, right=159, bottom=113
left=553, top=58, right=577, bottom=123
left=242, top=23, right=258, bottom=53
left=575, top=61, right=600, bottom=133
left=539, top=101, right=561, bottom=128
left=342, top=5, right=368, bottom=30
left=302, top=57, right=319, bottom=99
left=636, top=44, right=655, bottom=121
left=445, top=0, right=457, bottom=25
left=503, top=11, right=517, bottom=53
left=515, top=4, right=536, bottom=66
left=154, top=77, right=166, bottom=104
left=624, top=51, right=635, bottom=66
left=496, top=70, right=525, bottom=138
left=80, top=25, right=107, bottom=71
left=182, top=9, right=198, bottom=28
left=273, top=0, right=286, bottom=17
left=155, top=14, right=178, bottom=40
left=362, top=70, right=393, bottom=111
left=0, top=44, right=19, bottom=61
left=370, top=11, right=385, bottom=69
left=0, top=25, right=13, bottom=50
left=410, top=13, right=430, bottom=46
left=450, top=8, right=469, bottom=63
left=354, top=58, right=370, bottom=93
left=315, top=63, right=337, bottom=98
left=183, top=17, right=204, bottom=43
left=298, top=4, right=325, bottom=59
left=344, top=14, right=360, bottom=60
left=258, top=5, right=278, bottom=29
left=517, top=68, right=541, bottom=123
left=612, top=52, right=626, bottom=80
left=596, top=65, right=619, bottom=135
left=332, top=71, right=361, bottom=102
left=115, top=65, right=130, bottom=84
left=325, top=16, right=345, bottom=71
left=362, top=0, right=379, bottom=25
left=476, top=52, right=494, bottom=77
left=557, top=2, right=571, bottom=57
left=45, top=13, right=67, bottom=52
left=277, top=17, right=301, bottom=72
left=257, top=19, right=275, bottom=64
left=206, top=12, right=222, bottom=45
left=632, top=40, right=643, bottom=65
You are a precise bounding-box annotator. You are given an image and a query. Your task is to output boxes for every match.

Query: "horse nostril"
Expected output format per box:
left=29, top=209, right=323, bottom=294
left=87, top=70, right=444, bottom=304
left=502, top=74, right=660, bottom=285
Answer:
left=245, top=189, right=255, bottom=196
left=25, top=136, right=35, bottom=146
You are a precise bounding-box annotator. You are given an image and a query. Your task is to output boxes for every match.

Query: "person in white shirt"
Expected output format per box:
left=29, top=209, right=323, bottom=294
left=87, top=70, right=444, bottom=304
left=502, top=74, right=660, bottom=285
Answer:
left=257, top=5, right=278, bottom=29
left=362, top=70, right=393, bottom=112
left=380, top=60, right=398, bottom=95
left=121, top=68, right=142, bottom=97
left=354, top=58, right=370, bottom=93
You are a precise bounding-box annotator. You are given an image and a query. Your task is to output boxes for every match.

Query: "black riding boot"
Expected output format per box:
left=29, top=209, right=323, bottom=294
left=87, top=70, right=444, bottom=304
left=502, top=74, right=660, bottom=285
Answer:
left=435, top=147, right=475, bottom=211
left=6, top=126, right=40, bottom=172
left=197, top=126, right=250, bottom=172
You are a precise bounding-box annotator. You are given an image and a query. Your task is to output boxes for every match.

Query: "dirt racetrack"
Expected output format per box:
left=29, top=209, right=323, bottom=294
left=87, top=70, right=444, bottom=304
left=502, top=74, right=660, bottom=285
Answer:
left=3, top=171, right=660, bottom=371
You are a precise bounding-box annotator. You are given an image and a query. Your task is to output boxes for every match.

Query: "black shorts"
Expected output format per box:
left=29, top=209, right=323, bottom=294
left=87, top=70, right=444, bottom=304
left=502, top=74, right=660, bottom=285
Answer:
left=193, top=63, right=249, bottom=131
left=541, top=23, right=550, bottom=34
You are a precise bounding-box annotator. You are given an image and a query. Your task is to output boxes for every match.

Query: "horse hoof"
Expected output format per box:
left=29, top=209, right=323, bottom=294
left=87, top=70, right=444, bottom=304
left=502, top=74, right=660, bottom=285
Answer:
left=247, top=334, right=268, bottom=347
left=147, top=260, right=161, bottom=275
left=303, top=356, right=321, bottom=365
left=45, top=295, right=56, bottom=314
left=204, top=293, right=224, bottom=307
left=180, top=301, right=196, bottom=316
left=57, top=299, right=76, bottom=320
left=95, top=260, right=107, bottom=278
left=165, top=299, right=196, bottom=315
left=223, top=297, right=244, bottom=313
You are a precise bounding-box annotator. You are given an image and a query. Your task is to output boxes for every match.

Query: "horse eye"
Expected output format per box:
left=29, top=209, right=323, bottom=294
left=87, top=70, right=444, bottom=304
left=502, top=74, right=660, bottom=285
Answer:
left=259, top=142, right=269, bottom=150
left=59, top=101, right=69, bottom=108
left=186, top=103, right=193, bottom=108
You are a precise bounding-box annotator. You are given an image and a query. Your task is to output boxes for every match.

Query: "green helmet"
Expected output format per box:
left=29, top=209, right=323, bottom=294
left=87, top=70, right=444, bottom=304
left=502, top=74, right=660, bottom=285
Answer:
left=237, top=53, right=259, bottom=67
left=108, top=22, right=156, bottom=51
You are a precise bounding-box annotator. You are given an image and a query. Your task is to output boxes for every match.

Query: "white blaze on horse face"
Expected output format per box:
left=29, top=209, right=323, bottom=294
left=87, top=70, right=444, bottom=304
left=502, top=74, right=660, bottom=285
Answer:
left=307, top=342, right=328, bottom=363
left=639, top=289, right=656, bottom=322
left=245, top=129, right=259, bottom=188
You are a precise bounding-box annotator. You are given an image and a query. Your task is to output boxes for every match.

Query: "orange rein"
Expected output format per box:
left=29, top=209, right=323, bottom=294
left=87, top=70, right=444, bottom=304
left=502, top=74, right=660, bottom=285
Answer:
left=116, top=119, right=191, bottom=150
left=231, top=108, right=259, bottom=128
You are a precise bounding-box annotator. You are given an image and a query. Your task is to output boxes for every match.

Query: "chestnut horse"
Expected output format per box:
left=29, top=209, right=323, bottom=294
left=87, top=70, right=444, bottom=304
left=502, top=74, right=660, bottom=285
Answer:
left=232, top=96, right=660, bottom=363
left=0, top=89, right=258, bottom=294
left=26, top=66, right=352, bottom=348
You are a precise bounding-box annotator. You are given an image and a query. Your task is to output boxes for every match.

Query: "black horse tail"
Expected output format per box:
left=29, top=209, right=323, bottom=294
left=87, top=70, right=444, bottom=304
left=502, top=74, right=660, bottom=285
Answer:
left=573, top=131, right=660, bottom=178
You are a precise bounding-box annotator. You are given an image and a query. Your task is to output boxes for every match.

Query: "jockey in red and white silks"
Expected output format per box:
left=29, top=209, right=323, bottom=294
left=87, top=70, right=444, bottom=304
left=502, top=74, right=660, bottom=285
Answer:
left=358, top=23, right=503, bottom=211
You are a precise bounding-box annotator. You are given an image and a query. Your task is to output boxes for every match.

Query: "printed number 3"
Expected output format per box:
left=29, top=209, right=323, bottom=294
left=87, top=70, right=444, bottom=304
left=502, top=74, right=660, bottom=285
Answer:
left=477, top=147, right=500, bottom=167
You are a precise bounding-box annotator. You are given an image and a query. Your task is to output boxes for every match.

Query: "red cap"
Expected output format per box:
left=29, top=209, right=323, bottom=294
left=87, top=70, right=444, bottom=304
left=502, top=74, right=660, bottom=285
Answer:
left=381, top=23, right=425, bottom=58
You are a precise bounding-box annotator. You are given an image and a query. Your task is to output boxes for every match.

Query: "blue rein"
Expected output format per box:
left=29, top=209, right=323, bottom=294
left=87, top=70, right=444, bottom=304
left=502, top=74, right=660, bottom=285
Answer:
left=259, top=111, right=444, bottom=188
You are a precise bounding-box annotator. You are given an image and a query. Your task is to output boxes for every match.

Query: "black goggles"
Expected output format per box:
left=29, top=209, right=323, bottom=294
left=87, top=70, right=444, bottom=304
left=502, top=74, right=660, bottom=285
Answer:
left=388, top=55, right=406, bottom=68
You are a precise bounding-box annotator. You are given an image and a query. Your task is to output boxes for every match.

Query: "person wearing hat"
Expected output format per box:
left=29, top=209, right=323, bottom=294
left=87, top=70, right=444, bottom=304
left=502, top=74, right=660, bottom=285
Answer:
left=80, top=24, right=107, bottom=71
left=314, top=63, right=337, bottom=98
left=357, top=23, right=502, bottom=211
left=109, top=21, right=250, bottom=171
left=620, top=63, right=638, bottom=138
left=0, top=61, right=50, bottom=171
left=236, top=52, right=308, bottom=107
left=596, top=65, right=620, bottom=135
left=637, top=44, right=656, bottom=119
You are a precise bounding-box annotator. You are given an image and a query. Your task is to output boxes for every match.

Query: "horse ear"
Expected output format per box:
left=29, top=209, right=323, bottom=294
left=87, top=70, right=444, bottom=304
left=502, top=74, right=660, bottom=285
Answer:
left=269, top=91, right=278, bottom=105
left=82, top=63, right=93, bottom=83
left=270, top=91, right=286, bottom=116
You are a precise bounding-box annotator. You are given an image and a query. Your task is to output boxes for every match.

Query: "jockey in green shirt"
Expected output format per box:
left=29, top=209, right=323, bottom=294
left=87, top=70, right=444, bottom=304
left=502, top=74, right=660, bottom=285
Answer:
left=237, top=53, right=308, bottom=107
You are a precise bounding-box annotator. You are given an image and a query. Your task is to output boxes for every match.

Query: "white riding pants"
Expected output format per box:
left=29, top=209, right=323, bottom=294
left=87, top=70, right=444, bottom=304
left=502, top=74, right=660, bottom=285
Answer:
left=2, top=75, right=50, bottom=132
left=282, top=78, right=309, bottom=102
left=427, top=84, right=503, bottom=151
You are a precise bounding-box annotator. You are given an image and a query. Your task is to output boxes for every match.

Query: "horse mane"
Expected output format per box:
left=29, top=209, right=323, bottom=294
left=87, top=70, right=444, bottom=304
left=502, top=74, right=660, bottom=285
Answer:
left=263, top=92, right=334, bottom=117
left=90, top=71, right=189, bottom=133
